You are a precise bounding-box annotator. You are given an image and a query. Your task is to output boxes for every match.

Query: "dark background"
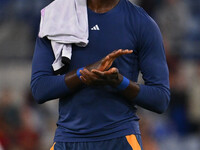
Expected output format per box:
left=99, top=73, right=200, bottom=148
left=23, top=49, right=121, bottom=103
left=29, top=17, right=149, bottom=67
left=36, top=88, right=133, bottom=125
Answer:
left=0, top=0, right=200, bottom=149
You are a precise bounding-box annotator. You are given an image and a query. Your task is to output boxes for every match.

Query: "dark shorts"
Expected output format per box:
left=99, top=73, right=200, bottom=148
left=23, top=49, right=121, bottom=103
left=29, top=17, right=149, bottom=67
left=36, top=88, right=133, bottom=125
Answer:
left=50, top=134, right=143, bottom=150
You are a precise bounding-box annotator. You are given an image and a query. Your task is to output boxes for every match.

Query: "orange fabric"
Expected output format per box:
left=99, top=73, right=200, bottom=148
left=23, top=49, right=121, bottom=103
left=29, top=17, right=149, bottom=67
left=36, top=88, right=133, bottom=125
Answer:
left=126, top=135, right=141, bottom=150
left=50, top=142, right=56, bottom=150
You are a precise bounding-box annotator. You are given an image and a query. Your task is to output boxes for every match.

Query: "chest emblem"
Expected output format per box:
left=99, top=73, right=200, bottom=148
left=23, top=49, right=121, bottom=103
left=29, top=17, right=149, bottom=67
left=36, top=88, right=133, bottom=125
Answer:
left=91, top=25, right=100, bottom=31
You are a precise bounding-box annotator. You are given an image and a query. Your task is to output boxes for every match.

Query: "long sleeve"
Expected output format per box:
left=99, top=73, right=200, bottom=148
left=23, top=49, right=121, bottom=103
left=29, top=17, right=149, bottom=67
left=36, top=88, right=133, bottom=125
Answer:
left=134, top=13, right=170, bottom=114
left=31, top=37, right=69, bottom=104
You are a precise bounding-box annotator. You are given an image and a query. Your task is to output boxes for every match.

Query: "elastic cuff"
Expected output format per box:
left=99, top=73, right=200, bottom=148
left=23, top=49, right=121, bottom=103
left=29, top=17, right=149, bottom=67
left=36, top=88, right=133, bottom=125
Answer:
left=76, top=67, right=84, bottom=79
left=116, top=76, right=130, bottom=90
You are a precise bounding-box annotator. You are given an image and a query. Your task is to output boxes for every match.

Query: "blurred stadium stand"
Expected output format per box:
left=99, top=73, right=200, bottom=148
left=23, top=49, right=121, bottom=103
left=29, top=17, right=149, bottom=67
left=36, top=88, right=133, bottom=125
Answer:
left=0, top=0, right=200, bottom=149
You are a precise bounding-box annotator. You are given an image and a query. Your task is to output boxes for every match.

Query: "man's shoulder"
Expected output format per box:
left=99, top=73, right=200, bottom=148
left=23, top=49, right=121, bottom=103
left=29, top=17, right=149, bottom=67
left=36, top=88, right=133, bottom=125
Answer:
left=124, top=0, right=155, bottom=24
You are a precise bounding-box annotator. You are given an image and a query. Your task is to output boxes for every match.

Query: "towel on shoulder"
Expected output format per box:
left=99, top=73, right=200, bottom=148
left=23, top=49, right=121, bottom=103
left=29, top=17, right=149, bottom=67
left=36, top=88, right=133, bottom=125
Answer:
left=39, top=0, right=88, bottom=74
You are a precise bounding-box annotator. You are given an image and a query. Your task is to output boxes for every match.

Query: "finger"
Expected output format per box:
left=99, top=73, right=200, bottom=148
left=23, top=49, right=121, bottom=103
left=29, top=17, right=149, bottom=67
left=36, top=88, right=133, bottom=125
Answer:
left=110, top=49, right=127, bottom=58
left=80, top=69, right=87, bottom=78
left=103, top=60, right=113, bottom=71
left=114, top=49, right=133, bottom=57
left=100, top=50, right=124, bottom=70
left=104, top=69, right=118, bottom=79
left=108, top=67, right=118, bottom=73
left=80, top=76, right=88, bottom=84
left=82, top=69, right=94, bottom=76
left=84, top=69, right=99, bottom=80
left=81, top=70, right=108, bottom=86
left=99, top=60, right=114, bottom=71
left=80, top=69, right=92, bottom=81
left=91, top=69, right=99, bottom=73
left=92, top=68, right=118, bottom=80
left=99, top=50, right=133, bottom=71
left=91, top=69, right=105, bottom=78
left=101, top=56, right=110, bottom=67
left=80, top=76, right=86, bottom=82
left=108, top=49, right=122, bottom=58
left=92, top=68, right=118, bottom=75
left=80, top=70, right=99, bottom=85
left=124, top=49, right=133, bottom=53
left=109, top=49, right=133, bottom=59
left=83, top=69, right=106, bottom=85
left=102, top=69, right=117, bottom=75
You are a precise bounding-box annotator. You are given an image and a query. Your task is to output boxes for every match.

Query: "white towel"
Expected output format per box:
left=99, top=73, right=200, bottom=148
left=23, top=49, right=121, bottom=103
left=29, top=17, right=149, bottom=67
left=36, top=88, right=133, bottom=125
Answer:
left=38, top=0, right=88, bottom=72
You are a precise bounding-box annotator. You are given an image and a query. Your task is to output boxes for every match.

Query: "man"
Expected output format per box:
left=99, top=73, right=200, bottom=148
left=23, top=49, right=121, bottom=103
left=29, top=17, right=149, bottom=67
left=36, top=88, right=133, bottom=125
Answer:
left=31, top=0, right=170, bottom=149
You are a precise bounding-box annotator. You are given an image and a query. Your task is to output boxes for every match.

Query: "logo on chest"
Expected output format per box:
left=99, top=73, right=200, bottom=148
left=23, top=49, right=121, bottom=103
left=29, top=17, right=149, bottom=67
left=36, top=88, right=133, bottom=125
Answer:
left=91, top=25, right=100, bottom=31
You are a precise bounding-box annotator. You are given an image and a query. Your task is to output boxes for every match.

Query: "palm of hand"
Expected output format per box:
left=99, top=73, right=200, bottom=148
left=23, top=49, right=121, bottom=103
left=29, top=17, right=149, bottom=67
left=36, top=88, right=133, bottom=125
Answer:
left=98, top=49, right=133, bottom=71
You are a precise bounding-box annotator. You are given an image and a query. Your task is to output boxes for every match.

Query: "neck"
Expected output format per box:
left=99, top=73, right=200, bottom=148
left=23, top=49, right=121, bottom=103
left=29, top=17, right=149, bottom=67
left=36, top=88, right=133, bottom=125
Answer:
left=87, top=0, right=120, bottom=13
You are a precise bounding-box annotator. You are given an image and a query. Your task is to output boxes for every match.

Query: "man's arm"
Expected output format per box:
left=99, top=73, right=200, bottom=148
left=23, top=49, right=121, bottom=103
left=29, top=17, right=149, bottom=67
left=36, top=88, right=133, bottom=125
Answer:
left=31, top=37, right=131, bottom=104
left=79, top=15, right=170, bottom=114
left=31, top=37, right=69, bottom=104
left=133, top=14, right=170, bottom=114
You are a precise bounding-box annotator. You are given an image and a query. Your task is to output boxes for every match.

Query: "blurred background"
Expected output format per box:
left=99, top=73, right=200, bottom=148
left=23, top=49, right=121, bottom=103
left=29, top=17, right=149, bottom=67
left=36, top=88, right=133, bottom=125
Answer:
left=0, top=0, right=200, bottom=149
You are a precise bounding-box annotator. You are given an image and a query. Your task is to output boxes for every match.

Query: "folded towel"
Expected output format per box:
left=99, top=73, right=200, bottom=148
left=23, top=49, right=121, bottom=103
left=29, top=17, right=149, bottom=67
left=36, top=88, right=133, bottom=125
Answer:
left=39, top=0, right=88, bottom=74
